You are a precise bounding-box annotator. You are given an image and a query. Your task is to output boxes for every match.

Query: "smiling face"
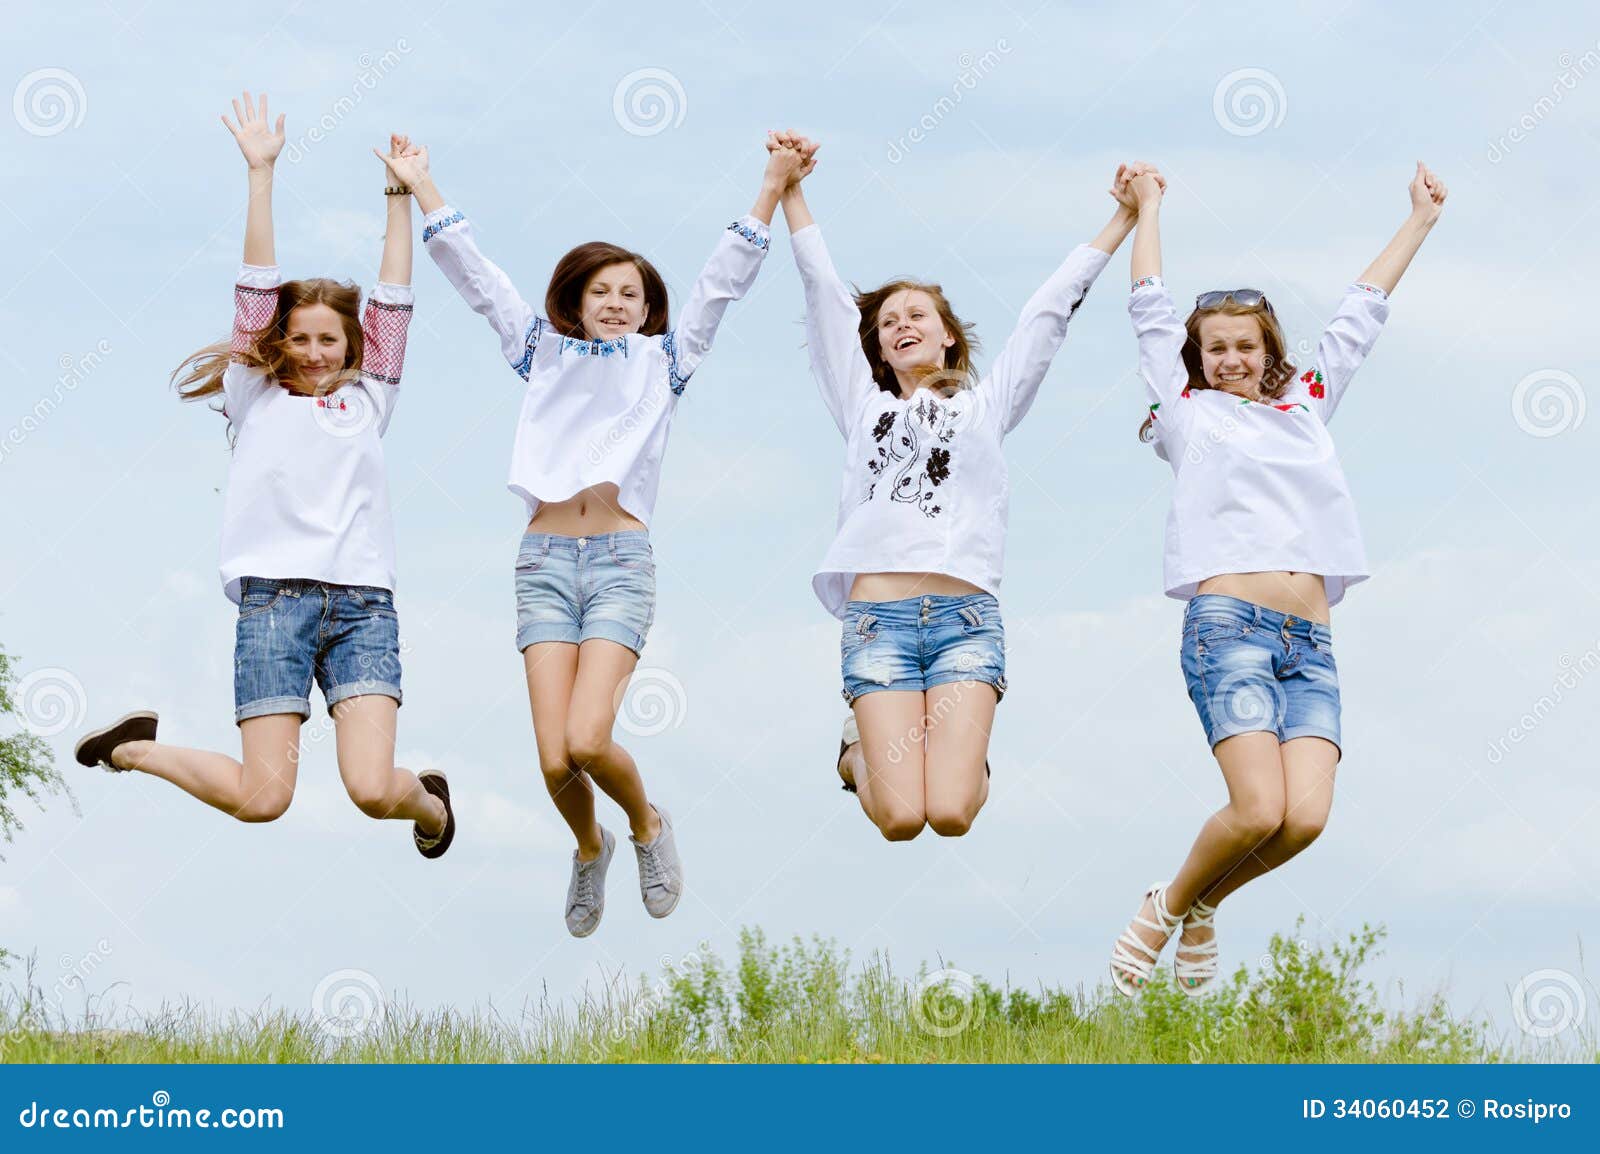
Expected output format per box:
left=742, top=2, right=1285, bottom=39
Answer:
left=1196, top=312, right=1268, bottom=398
left=876, top=288, right=955, bottom=385
left=284, top=303, right=351, bottom=389
left=579, top=260, right=648, bottom=341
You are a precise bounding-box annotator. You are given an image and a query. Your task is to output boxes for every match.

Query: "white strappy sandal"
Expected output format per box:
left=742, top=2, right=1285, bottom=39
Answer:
left=1174, top=896, right=1220, bottom=997
left=1110, top=882, right=1185, bottom=997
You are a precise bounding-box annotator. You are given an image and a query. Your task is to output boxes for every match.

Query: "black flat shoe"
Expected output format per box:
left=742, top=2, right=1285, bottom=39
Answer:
left=414, top=770, right=455, bottom=859
left=74, top=711, right=159, bottom=771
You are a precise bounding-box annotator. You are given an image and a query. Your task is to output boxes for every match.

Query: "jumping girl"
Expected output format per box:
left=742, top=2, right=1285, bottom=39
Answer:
left=1108, top=162, right=1447, bottom=996
left=374, top=135, right=802, bottom=935
left=773, top=131, right=1151, bottom=841
left=74, top=93, right=454, bottom=859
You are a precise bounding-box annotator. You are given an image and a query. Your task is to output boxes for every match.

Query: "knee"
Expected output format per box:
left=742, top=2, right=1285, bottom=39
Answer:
left=877, top=811, right=926, bottom=842
left=926, top=804, right=976, bottom=837
left=235, top=790, right=293, bottom=823
left=564, top=727, right=612, bottom=769
left=1279, top=811, right=1328, bottom=851
left=1232, top=801, right=1285, bottom=846
left=345, top=783, right=393, bottom=821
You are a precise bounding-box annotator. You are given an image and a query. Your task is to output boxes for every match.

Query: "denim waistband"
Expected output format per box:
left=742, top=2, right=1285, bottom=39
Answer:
left=518, top=530, right=650, bottom=553
left=843, top=592, right=999, bottom=625
left=239, top=576, right=391, bottom=596
left=1185, top=593, right=1331, bottom=643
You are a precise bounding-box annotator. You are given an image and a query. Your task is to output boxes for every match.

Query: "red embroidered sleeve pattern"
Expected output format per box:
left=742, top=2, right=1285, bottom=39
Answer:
left=231, top=283, right=278, bottom=363
left=360, top=297, right=414, bottom=386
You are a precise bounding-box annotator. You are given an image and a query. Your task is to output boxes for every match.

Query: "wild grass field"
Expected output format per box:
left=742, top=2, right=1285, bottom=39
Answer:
left=1, top=920, right=1589, bottom=1064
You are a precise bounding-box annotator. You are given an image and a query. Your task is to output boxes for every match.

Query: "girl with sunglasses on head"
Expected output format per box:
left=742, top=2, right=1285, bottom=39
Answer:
left=74, top=94, right=455, bottom=859
left=1108, top=162, right=1448, bottom=997
left=772, top=131, right=1154, bottom=841
left=375, top=134, right=802, bottom=936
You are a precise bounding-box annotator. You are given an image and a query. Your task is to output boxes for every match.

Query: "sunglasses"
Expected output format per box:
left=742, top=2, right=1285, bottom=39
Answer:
left=1194, top=288, right=1275, bottom=315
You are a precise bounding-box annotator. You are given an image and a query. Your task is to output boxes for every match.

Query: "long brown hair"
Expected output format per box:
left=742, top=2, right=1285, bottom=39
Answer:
left=173, top=278, right=366, bottom=414
left=1138, top=297, right=1296, bottom=442
left=854, top=280, right=978, bottom=396
left=545, top=242, right=669, bottom=339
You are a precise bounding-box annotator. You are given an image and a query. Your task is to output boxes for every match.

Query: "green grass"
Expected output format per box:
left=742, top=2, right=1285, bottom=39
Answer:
left=0, top=920, right=1588, bottom=1063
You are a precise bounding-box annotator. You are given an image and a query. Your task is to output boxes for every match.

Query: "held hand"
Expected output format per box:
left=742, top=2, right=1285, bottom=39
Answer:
left=1409, top=161, right=1447, bottom=224
left=221, top=91, right=285, bottom=170
left=767, top=129, right=819, bottom=187
left=762, top=140, right=806, bottom=191
left=1130, top=169, right=1165, bottom=210
left=374, top=138, right=431, bottom=188
left=1109, top=161, right=1165, bottom=211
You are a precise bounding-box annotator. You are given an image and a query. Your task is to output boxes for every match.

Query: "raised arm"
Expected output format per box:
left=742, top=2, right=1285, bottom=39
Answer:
left=660, top=140, right=795, bottom=394
left=360, top=136, right=417, bottom=408
left=983, top=171, right=1139, bottom=432
left=378, top=145, right=540, bottom=379
left=776, top=146, right=880, bottom=436
left=1355, top=162, right=1447, bottom=295
left=1124, top=171, right=1191, bottom=422
left=220, top=90, right=283, bottom=268
left=1298, top=164, right=1446, bottom=422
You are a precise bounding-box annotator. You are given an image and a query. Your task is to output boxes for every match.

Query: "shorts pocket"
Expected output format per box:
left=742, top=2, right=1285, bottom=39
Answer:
left=1191, top=616, right=1250, bottom=649
left=352, top=587, right=396, bottom=615
left=238, top=585, right=284, bottom=621
left=515, top=537, right=552, bottom=573
left=842, top=610, right=879, bottom=656
left=609, top=537, right=654, bottom=569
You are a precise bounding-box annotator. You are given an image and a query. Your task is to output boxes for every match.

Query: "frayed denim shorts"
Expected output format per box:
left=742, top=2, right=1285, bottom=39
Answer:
left=234, top=577, right=402, bottom=723
left=1179, top=594, right=1341, bottom=755
left=840, top=593, right=1007, bottom=705
left=514, top=531, right=656, bottom=655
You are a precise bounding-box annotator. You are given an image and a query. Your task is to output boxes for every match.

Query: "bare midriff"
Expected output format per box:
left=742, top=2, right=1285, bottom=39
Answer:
left=1195, top=571, right=1330, bottom=625
left=848, top=571, right=987, bottom=603
left=525, top=484, right=646, bottom=537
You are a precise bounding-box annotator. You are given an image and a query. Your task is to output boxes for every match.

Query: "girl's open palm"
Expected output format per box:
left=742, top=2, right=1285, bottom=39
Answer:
left=221, top=91, right=285, bottom=170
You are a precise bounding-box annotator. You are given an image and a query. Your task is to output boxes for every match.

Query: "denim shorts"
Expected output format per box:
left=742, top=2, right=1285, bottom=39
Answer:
left=234, top=577, right=402, bottom=723
left=840, top=593, right=1007, bottom=705
left=514, top=530, right=656, bottom=655
left=1179, top=593, right=1341, bottom=754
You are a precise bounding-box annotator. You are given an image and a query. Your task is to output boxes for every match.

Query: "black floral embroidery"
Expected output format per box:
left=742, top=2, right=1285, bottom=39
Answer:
left=861, top=394, right=963, bottom=518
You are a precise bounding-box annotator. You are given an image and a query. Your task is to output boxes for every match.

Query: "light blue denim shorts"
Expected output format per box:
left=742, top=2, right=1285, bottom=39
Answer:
left=234, top=577, right=402, bottom=723
left=1179, top=594, right=1341, bottom=754
left=514, top=531, right=656, bottom=655
left=840, top=593, right=1007, bottom=705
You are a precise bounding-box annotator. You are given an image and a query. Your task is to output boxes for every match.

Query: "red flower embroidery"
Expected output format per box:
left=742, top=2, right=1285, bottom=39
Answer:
left=1180, top=388, right=1191, bottom=398
left=1309, top=382, right=1324, bottom=398
left=1300, top=370, right=1315, bottom=383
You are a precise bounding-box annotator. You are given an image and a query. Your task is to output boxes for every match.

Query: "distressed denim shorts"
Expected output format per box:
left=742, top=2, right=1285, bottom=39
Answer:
left=840, top=593, right=1007, bottom=705
left=514, top=530, right=656, bottom=655
left=234, top=577, right=402, bottom=723
left=1179, top=593, right=1341, bottom=754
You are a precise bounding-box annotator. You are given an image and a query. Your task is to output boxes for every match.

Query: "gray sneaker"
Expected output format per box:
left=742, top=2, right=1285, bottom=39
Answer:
left=630, top=805, right=683, bottom=918
left=565, top=827, right=615, bottom=938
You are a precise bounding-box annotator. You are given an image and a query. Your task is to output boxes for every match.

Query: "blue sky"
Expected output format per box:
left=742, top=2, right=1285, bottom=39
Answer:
left=2, top=0, right=1598, bottom=1049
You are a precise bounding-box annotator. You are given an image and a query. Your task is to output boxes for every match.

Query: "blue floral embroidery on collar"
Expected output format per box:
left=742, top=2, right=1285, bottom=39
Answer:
left=558, top=333, right=629, bottom=359
left=726, top=220, right=770, bottom=251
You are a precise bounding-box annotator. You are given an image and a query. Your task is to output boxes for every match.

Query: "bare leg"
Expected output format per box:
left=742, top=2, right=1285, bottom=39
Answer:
left=523, top=641, right=604, bottom=861
left=565, top=638, right=658, bottom=844
left=329, top=694, right=445, bottom=834
left=852, top=691, right=928, bottom=841
left=1196, top=736, right=1338, bottom=906
left=921, top=680, right=996, bottom=837
left=110, top=713, right=303, bottom=822
left=1115, top=732, right=1288, bottom=973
